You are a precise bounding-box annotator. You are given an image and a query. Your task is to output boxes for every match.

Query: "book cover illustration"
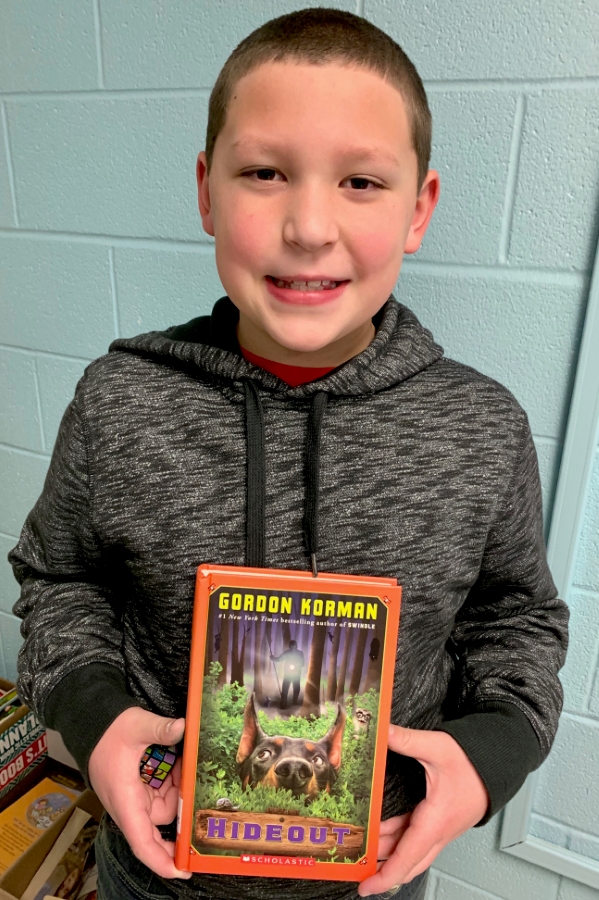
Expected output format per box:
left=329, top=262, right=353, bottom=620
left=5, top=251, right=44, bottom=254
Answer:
left=0, top=777, right=79, bottom=874
left=177, top=566, right=401, bottom=881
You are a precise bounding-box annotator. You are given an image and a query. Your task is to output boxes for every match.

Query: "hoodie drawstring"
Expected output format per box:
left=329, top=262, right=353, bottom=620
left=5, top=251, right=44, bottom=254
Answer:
left=244, top=381, right=328, bottom=576
left=244, top=381, right=266, bottom=569
left=303, top=391, right=328, bottom=577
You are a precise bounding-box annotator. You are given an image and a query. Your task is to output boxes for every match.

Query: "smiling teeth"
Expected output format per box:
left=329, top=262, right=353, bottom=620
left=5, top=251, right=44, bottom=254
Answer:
left=274, top=278, right=339, bottom=290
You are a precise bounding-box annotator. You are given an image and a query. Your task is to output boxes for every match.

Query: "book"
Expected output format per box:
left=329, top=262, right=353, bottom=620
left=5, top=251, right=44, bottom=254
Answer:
left=0, top=690, right=20, bottom=722
left=0, top=682, right=47, bottom=812
left=73, top=861, right=97, bottom=899
left=0, top=777, right=80, bottom=874
left=176, top=564, right=401, bottom=881
left=21, top=807, right=97, bottom=900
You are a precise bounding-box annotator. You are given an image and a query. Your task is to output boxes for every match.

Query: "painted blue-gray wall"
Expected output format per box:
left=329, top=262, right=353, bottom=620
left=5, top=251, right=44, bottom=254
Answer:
left=1, top=2, right=598, bottom=898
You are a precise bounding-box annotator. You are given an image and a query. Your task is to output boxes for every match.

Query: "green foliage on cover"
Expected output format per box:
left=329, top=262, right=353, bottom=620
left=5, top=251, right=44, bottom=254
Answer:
left=195, top=662, right=379, bottom=829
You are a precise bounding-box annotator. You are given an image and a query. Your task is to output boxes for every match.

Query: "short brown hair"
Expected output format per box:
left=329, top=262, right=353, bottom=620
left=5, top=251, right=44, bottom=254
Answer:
left=205, top=8, right=432, bottom=189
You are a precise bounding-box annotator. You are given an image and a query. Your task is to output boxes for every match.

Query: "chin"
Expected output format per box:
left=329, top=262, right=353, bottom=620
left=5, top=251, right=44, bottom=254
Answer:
left=272, top=332, right=341, bottom=354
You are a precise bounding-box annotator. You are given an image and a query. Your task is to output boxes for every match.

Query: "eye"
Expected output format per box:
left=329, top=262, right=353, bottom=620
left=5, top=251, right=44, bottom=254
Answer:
left=256, top=749, right=272, bottom=761
left=344, top=176, right=382, bottom=191
left=243, top=168, right=284, bottom=182
left=312, top=754, right=325, bottom=767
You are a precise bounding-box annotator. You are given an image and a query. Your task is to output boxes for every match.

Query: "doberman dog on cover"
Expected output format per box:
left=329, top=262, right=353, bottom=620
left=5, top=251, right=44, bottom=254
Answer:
left=236, top=694, right=346, bottom=799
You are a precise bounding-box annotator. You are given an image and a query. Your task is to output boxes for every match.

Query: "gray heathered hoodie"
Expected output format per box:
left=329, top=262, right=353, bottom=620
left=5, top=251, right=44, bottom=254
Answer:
left=9, top=296, right=568, bottom=900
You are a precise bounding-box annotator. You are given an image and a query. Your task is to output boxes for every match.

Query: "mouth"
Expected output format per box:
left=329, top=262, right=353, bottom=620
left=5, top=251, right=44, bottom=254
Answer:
left=265, top=275, right=350, bottom=306
left=266, top=276, right=347, bottom=292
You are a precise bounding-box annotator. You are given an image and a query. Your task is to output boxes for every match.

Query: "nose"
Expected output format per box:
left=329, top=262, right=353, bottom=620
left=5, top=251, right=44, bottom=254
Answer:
left=274, top=757, right=313, bottom=788
left=282, top=183, right=339, bottom=252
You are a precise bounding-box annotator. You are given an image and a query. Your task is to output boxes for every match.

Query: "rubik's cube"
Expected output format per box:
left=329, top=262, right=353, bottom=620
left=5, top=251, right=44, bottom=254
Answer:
left=140, top=744, right=177, bottom=788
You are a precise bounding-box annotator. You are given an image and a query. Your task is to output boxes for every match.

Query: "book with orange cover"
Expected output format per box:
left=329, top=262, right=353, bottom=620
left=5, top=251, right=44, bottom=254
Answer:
left=176, top=565, right=401, bottom=881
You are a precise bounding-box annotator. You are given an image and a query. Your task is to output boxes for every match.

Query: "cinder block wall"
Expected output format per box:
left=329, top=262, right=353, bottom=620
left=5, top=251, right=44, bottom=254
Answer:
left=1, top=2, right=598, bottom=898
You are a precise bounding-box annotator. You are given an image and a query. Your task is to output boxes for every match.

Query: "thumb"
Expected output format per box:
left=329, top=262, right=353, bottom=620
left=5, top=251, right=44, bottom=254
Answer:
left=147, top=714, right=186, bottom=747
left=387, top=724, right=438, bottom=763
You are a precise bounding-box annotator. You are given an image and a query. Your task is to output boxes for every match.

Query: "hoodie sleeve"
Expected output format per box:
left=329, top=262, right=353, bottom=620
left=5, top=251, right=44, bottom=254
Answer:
left=9, top=386, right=141, bottom=780
left=438, top=420, right=569, bottom=823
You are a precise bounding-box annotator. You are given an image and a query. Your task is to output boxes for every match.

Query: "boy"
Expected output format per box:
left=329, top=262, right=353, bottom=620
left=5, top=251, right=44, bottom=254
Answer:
left=9, top=8, right=568, bottom=900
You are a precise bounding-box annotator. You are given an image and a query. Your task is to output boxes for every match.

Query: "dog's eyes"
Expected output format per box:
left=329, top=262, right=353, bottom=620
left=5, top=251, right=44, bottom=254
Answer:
left=312, top=755, right=325, bottom=767
left=256, top=749, right=272, bottom=761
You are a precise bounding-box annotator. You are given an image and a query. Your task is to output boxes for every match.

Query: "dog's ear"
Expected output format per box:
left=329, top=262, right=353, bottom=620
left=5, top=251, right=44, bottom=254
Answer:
left=236, top=693, right=264, bottom=765
left=322, top=703, right=347, bottom=772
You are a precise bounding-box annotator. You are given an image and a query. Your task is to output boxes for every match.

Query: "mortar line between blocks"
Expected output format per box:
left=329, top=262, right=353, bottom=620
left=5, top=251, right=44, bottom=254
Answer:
left=0, top=343, right=93, bottom=364
left=0, top=87, right=213, bottom=101
left=1, top=102, right=19, bottom=227
left=31, top=358, right=46, bottom=453
left=425, top=76, right=599, bottom=92
left=561, top=710, right=599, bottom=728
left=1, top=77, right=598, bottom=100
left=0, top=530, right=19, bottom=542
left=532, top=812, right=599, bottom=845
left=0, top=225, right=589, bottom=281
left=427, top=869, right=438, bottom=900
left=432, top=870, right=507, bottom=900
left=0, top=227, right=215, bottom=252
left=109, top=247, right=120, bottom=338
left=92, top=0, right=105, bottom=89
left=0, top=441, right=51, bottom=461
left=532, top=434, right=559, bottom=447
left=499, top=94, right=526, bottom=264
left=356, top=0, right=365, bottom=15
left=582, top=625, right=599, bottom=711
left=401, top=258, right=585, bottom=285
left=570, top=586, right=599, bottom=599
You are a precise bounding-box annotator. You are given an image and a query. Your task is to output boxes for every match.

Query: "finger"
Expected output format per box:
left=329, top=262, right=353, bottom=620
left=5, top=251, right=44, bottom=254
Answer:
left=386, top=724, right=443, bottom=763
left=359, top=812, right=437, bottom=896
left=400, top=841, right=445, bottom=885
left=147, top=715, right=186, bottom=749
left=129, top=825, right=190, bottom=879
left=155, top=828, right=176, bottom=858
left=149, top=776, right=180, bottom=825
left=379, top=814, right=410, bottom=836
left=118, top=783, right=190, bottom=879
left=171, top=756, right=182, bottom=789
left=377, top=817, right=412, bottom=861
left=377, top=834, right=403, bottom=860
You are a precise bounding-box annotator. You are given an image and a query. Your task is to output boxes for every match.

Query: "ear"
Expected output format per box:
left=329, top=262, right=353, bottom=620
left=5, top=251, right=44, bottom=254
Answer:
left=323, top=703, right=347, bottom=772
left=236, top=693, right=264, bottom=764
left=196, top=151, right=215, bottom=237
left=404, top=169, right=440, bottom=255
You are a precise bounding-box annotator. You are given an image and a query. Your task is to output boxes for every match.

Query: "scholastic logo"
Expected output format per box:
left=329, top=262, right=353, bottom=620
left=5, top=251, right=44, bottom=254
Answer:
left=240, top=854, right=315, bottom=867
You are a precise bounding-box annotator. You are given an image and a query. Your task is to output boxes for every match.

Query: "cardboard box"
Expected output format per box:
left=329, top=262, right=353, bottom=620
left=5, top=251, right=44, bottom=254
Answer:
left=0, top=680, right=47, bottom=813
left=0, top=790, right=103, bottom=900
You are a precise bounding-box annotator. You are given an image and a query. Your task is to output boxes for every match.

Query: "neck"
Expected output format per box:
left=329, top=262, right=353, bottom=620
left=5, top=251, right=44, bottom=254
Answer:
left=237, top=315, right=376, bottom=367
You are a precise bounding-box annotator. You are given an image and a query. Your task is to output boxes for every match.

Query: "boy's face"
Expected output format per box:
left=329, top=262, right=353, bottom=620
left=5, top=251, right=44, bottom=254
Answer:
left=197, top=61, right=439, bottom=364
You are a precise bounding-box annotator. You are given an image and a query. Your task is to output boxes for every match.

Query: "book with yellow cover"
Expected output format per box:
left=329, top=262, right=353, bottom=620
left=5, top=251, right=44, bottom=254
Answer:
left=0, top=778, right=79, bottom=874
left=176, top=564, right=401, bottom=882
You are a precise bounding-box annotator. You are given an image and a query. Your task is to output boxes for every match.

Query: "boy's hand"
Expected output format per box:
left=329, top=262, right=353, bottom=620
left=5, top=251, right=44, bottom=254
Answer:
left=358, top=725, right=489, bottom=897
left=88, top=707, right=191, bottom=880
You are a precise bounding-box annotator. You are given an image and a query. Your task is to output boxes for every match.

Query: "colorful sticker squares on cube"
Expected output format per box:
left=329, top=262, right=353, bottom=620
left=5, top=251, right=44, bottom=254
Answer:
left=140, top=744, right=177, bottom=789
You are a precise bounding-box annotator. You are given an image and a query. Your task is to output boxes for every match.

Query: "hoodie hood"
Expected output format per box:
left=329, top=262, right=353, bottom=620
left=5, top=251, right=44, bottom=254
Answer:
left=109, top=295, right=444, bottom=398
left=110, top=294, right=444, bottom=574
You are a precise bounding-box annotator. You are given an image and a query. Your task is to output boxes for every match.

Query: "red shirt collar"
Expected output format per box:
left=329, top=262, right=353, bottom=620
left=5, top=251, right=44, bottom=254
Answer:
left=240, top=347, right=337, bottom=387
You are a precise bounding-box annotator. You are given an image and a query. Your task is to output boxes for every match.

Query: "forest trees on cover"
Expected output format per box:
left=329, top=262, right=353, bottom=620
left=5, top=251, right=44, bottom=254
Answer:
left=203, top=611, right=383, bottom=714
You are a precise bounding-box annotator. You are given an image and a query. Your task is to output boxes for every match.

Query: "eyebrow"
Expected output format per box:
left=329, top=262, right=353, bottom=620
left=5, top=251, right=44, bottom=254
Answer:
left=230, top=139, right=400, bottom=168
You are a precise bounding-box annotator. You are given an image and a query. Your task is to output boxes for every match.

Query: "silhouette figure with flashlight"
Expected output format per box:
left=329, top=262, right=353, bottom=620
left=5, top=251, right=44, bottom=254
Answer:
left=271, top=640, right=304, bottom=709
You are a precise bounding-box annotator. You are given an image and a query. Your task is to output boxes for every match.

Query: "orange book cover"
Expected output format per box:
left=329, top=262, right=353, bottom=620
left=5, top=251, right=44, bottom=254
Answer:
left=176, top=565, right=401, bottom=881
